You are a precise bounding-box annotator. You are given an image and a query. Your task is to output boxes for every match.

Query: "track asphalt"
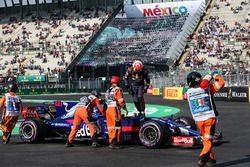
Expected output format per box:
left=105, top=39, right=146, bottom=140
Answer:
left=0, top=94, right=250, bottom=167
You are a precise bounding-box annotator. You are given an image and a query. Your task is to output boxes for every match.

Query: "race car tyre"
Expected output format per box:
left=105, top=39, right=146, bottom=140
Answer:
left=175, top=116, right=197, bottom=131
left=19, top=118, right=47, bottom=143
left=139, top=120, right=170, bottom=148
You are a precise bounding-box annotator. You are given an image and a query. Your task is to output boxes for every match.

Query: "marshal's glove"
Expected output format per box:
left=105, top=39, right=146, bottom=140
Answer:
left=203, top=74, right=212, bottom=81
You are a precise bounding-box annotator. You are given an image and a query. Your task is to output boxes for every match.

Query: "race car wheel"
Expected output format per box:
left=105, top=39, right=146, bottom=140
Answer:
left=19, top=119, right=47, bottom=143
left=175, top=116, right=197, bottom=130
left=139, top=120, right=170, bottom=148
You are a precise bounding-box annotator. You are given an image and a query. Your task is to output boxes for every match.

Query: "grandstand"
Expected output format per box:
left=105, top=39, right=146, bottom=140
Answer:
left=0, top=0, right=120, bottom=79
left=179, top=0, right=250, bottom=86
left=1, top=0, right=204, bottom=78
left=0, top=8, right=109, bottom=75
left=66, top=0, right=206, bottom=79
left=0, top=0, right=249, bottom=90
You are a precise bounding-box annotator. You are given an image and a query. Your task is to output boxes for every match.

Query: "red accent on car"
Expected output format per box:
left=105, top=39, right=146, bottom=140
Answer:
left=22, top=107, right=39, bottom=119
left=65, top=119, right=74, bottom=124
left=122, top=126, right=140, bottom=132
left=172, top=136, right=194, bottom=147
left=54, top=101, right=63, bottom=107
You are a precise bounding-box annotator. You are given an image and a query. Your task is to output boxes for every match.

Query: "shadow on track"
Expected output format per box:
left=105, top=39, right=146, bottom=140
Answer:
left=216, top=155, right=250, bottom=167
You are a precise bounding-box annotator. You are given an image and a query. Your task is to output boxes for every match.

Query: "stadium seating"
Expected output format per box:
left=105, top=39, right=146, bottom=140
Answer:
left=182, top=0, right=250, bottom=75
left=0, top=7, right=110, bottom=76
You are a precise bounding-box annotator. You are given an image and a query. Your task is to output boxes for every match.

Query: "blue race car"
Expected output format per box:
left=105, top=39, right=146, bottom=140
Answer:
left=19, top=101, right=222, bottom=148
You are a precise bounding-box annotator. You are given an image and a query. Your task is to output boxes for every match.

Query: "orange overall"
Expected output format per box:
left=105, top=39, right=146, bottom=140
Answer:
left=68, top=95, right=104, bottom=144
left=197, top=75, right=225, bottom=162
left=0, top=92, right=22, bottom=143
left=106, top=86, right=126, bottom=144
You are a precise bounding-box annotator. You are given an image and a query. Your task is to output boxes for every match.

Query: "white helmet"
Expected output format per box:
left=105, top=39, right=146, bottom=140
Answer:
left=132, top=60, right=143, bottom=71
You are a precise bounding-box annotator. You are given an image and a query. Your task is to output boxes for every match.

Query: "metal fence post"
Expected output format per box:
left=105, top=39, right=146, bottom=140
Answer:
left=67, top=70, right=70, bottom=90
left=79, top=76, right=83, bottom=89
left=88, top=77, right=90, bottom=89
left=247, top=74, right=250, bottom=86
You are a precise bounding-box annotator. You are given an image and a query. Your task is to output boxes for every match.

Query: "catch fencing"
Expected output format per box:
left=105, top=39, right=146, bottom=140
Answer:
left=1, top=70, right=247, bottom=92
left=149, top=70, right=250, bottom=88
left=70, top=70, right=250, bottom=90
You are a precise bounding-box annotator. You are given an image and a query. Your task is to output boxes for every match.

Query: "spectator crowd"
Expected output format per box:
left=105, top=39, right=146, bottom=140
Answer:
left=0, top=7, right=112, bottom=78
left=183, top=0, right=250, bottom=76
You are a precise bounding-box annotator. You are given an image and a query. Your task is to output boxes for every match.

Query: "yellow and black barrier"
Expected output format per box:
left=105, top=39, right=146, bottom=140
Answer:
left=163, top=87, right=183, bottom=100
left=160, top=86, right=250, bottom=103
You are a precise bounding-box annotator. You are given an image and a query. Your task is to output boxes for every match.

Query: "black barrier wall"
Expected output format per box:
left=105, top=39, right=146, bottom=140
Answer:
left=214, top=87, right=229, bottom=101
left=230, top=87, right=249, bottom=102
left=214, top=87, right=249, bottom=102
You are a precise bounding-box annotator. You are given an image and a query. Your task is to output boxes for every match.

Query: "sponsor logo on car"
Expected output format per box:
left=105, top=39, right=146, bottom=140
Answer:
left=76, top=125, right=91, bottom=137
left=52, top=123, right=70, bottom=127
left=61, top=103, right=78, bottom=119
left=172, top=136, right=194, bottom=146
left=26, top=108, right=37, bottom=118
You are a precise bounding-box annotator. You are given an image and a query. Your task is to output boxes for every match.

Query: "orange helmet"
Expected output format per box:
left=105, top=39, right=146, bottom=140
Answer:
left=132, top=60, right=143, bottom=71
left=111, top=76, right=121, bottom=84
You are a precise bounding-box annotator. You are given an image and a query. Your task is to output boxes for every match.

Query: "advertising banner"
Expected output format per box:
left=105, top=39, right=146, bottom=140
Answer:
left=152, top=88, right=160, bottom=95
left=124, top=0, right=205, bottom=18
left=214, top=87, right=229, bottom=101
left=17, top=75, right=46, bottom=82
left=48, top=76, right=58, bottom=83
left=163, top=87, right=183, bottom=100
left=230, top=87, right=249, bottom=102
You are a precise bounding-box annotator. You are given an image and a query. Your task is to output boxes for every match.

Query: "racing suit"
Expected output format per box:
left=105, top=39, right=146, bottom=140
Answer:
left=106, top=85, right=127, bottom=146
left=124, top=67, right=150, bottom=120
left=67, top=95, right=105, bottom=145
left=186, top=74, right=224, bottom=164
left=0, top=92, right=22, bottom=144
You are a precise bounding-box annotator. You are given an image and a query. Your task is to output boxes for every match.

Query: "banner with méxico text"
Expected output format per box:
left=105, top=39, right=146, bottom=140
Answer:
left=163, top=87, right=183, bottom=100
left=124, top=0, right=205, bottom=18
